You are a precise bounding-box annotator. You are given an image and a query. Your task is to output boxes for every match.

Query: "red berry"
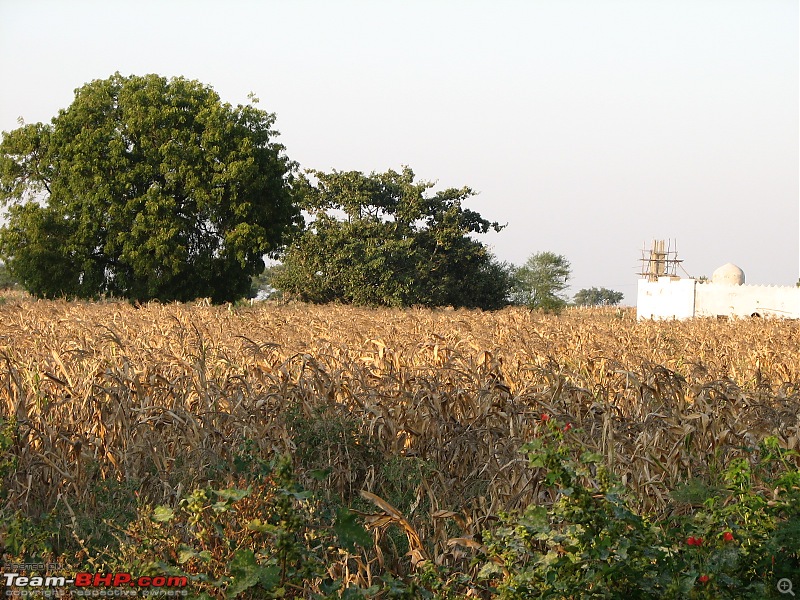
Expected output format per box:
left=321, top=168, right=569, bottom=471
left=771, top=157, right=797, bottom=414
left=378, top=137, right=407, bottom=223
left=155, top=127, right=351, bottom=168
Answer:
left=541, top=413, right=550, bottom=422
left=723, top=531, right=734, bottom=542
left=698, top=575, right=709, bottom=584
left=686, top=536, right=704, bottom=546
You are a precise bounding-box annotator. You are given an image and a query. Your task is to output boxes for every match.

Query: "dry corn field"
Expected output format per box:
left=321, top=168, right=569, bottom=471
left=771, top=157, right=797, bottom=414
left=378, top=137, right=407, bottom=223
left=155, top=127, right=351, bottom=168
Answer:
left=1, top=295, right=799, bottom=551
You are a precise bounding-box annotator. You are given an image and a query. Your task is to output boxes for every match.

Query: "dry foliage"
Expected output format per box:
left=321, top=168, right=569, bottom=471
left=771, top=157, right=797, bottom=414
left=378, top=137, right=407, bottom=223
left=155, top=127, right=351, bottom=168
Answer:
left=1, top=296, right=798, bottom=568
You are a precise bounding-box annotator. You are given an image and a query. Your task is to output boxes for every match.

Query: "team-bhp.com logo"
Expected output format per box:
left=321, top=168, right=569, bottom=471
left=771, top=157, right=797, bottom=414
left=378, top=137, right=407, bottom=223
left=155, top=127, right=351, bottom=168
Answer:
left=3, top=572, right=189, bottom=597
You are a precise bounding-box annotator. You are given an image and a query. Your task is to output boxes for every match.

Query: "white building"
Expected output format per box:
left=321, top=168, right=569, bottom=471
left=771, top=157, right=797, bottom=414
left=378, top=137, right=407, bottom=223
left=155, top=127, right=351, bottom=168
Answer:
left=637, top=263, right=800, bottom=320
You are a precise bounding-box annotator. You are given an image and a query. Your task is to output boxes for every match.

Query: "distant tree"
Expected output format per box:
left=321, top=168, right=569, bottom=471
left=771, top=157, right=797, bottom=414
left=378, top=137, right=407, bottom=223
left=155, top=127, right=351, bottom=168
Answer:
left=511, top=252, right=571, bottom=312
left=273, top=167, right=512, bottom=309
left=573, top=287, right=624, bottom=306
left=0, top=73, right=298, bottom=303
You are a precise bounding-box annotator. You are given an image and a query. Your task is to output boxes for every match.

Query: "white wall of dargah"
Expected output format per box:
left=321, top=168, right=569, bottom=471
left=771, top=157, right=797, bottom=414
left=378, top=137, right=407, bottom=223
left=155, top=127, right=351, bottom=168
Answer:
left=636, top=263, right=800, bottom=320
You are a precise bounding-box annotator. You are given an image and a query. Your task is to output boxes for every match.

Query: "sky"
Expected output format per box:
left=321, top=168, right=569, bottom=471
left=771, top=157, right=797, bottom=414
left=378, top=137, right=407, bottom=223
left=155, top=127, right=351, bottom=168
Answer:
left=0, top=0, right=797, bottom=304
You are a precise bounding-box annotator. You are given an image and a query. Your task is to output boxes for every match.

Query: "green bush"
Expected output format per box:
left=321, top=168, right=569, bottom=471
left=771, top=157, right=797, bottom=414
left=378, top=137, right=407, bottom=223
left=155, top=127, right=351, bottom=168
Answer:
left=477, top=418, right=800, bottom=599
left=106, top=456, right=345, bottom=598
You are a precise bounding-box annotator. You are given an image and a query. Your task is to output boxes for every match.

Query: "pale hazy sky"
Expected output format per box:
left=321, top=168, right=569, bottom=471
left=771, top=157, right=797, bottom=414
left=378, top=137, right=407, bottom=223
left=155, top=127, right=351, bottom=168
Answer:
left=1, top=0, right=797, bottom=303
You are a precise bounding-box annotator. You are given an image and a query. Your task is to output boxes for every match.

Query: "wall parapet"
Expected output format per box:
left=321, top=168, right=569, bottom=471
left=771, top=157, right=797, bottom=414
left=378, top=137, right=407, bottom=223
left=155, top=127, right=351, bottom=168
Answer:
left=637, top=278, right=800, bottom=320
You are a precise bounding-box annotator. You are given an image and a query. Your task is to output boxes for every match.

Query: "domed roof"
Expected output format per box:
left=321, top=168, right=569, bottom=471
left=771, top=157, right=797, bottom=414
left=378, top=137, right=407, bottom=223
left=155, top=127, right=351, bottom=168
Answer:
left=711, top=263, right=745, bottom=285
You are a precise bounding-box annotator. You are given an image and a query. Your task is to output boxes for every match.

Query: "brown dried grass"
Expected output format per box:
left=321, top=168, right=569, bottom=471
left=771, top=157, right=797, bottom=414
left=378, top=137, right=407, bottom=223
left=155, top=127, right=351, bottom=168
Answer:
left=1, top=297, right=798, bottom=545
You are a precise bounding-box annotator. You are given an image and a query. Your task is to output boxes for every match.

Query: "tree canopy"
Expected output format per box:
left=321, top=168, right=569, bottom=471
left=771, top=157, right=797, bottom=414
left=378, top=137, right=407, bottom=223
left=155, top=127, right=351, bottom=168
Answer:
left=511, top=251, right=572, bottom=311
left=272, top=167, right=513, bottom=309
left=0, top=73, right=298, bottom=303
left=573, top=287, right=624, bottom=306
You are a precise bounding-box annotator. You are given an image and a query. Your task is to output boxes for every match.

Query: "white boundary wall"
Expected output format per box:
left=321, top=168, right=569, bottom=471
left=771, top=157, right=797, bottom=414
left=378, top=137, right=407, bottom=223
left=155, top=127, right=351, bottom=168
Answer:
left=637, top=278, right=800, bottom=320
left=637, top=278, right=696, bottom=319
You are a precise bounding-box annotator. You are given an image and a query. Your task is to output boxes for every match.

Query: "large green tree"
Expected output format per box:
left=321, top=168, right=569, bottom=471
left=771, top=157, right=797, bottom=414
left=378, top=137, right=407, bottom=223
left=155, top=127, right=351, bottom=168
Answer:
left=273, top=167, right=512, bottom=309
left=0, top=73, right=298, bottom=303
left=511, top=251, right=572, bottom=311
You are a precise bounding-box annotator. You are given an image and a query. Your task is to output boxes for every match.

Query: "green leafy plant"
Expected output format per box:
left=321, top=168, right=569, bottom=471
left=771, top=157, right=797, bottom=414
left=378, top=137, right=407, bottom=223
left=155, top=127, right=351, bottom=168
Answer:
left=482, top=419, right=667, bottom=598
left=106, top=454, right=374, bottom=599
left=477, top=419, right=800, bottom=599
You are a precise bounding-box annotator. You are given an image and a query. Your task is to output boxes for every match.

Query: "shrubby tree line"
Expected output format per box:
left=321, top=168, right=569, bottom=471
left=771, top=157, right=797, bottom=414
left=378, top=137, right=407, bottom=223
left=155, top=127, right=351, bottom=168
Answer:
left=0, top=72, right=622, bottom=309
left=273, top=168, right=512, bottom=309
left=572, top=286, right=624, bottom=307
